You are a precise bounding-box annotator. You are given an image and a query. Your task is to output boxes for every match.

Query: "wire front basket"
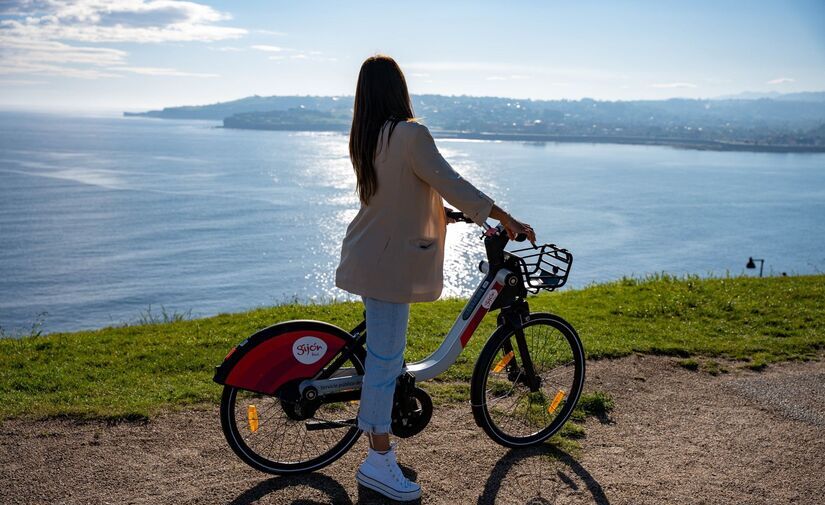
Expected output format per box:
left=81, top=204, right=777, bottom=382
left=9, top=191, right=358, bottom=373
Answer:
left=506, top=243, right=573, bottom=293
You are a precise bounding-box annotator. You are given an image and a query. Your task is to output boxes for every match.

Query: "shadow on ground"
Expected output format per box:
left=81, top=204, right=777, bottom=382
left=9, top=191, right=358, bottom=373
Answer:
left=228, top=472, right=351, bottom=505
left=227, top=464, right=421, bottom=505
left=225, top=444, right=606, bottom=505
left=478, top=445, right=609, bottom=505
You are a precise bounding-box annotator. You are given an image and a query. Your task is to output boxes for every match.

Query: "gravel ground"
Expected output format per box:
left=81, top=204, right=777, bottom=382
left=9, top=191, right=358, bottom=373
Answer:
left=727, top=371, right=825, bottom=428
left=2, top=355, right=823, bottom=505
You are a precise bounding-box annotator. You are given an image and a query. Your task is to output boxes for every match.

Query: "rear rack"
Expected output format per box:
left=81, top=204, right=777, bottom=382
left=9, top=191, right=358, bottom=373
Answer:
left=506, top=243, right=573, bottom=293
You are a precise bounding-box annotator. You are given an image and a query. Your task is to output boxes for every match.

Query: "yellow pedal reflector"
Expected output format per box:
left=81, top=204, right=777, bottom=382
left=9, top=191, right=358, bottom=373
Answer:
left=247, top=405, right=259, bottom=432
left=493, top=351, right=515, bottom=373
left=548, top=390, right=566, bottom=414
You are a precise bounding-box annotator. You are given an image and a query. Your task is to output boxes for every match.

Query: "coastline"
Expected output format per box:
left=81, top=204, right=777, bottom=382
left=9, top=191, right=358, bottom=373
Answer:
left=209, top=122, right=825, bottom=153
left=430, top=130, right=825, bottom=153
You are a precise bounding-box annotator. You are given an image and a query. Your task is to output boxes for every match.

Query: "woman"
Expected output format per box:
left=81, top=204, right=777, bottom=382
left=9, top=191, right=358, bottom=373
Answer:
left=335, top=55, right=536, bottom=502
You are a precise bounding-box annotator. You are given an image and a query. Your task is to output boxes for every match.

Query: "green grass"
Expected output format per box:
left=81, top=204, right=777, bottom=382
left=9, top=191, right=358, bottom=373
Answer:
left=676, top=358, right=700, bottom=371
left=569, top=391, right=615, bottom=423
left=1, top=274, right=823, bottom=421
left=701, top=360, right=729, bottom=376
left=577, top=391, right=615, bottom=419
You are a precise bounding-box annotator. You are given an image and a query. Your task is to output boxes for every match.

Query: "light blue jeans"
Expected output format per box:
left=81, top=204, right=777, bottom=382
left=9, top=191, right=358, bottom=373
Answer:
left=357, top=295, right=410, bottom=434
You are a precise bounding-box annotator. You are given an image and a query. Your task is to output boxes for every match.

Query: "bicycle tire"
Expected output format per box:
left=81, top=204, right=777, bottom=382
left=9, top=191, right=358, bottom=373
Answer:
left=220, top=325, right=364, bottom=474
left=470, top=312, right=585, bottom=448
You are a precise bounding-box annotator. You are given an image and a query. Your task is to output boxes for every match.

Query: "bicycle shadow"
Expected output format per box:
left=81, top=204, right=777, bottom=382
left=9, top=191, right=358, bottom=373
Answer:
left=227, top=465, right=420, bottom=505
left=227, top=472, right=352, bottom=505
left=477, top=444, right=609, bottom=505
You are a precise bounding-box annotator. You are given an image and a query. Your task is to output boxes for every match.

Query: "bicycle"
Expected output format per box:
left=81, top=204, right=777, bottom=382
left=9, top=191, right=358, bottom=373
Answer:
left=213, top=211, right=584, bottom=474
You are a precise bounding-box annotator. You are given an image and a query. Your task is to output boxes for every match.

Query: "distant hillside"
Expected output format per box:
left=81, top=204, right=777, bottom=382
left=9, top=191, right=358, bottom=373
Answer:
left=124, top=92, right=825, bottom=152
left=223, top=108, right=350, bottom=131
left=715, top=91, right=825, bottom=102
left=123, top=95, right=347, bottom=120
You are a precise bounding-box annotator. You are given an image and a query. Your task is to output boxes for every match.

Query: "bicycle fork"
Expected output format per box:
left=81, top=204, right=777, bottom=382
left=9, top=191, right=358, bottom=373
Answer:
left=499, top=301, right=541, bottom=393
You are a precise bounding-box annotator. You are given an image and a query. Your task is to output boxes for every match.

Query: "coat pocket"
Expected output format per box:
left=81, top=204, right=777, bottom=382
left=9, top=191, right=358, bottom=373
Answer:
left=410, top=238, right=436, bottom=250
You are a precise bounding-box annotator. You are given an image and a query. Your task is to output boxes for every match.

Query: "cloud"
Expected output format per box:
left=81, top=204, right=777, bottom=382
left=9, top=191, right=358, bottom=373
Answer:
left=1, top=36, right=127, bottom=65
left=250, top=44, right=286, bottom=52
left=767, top=77, right=795, bottom=85
left=406, top=61, right=624, bottom=81
left=0, top=59, right=123, bottom=79
left=116, top=66, right=219, bottom=77
left=0, top=0, right=245, bottom=79
left=0, top=0, right=246, bottom=42
left=407, top=62, right=521, bottom=72
left=486, top=74, right=530, bottom=81
left=0, top=36, right=128, bottom=78
left=650, top=82, right=698, bottom=89
left=207, top=45, right=245, bottom=52
left=0, top=77, right=47, bottom=85
left=254, top=28, right=286, bottom=36
left=252, top=44, right=336, bottom=63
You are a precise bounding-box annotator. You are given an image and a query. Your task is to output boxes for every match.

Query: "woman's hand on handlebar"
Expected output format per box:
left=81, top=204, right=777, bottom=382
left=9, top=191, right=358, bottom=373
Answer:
left=490, top=204, right=537, bottom=246
left=502, top=214, right=537, bottom=246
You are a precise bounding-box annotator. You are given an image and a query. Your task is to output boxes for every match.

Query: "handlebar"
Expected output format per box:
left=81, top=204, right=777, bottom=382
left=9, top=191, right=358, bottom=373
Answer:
left=446, top=209, right=573, bottom=293
left=445, top=208, right=529, bottom=243
left=444, top=207, right=573, bottom=296
left=445, top=208, right=475, bottom=224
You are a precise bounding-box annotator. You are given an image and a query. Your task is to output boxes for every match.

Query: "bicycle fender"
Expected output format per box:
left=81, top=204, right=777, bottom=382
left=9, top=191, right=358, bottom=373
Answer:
left=213, top=320, right=354, bottom=395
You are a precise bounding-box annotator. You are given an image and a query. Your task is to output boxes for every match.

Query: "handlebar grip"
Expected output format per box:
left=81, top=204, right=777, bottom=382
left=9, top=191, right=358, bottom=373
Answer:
left=514, top=233, right=528, bottom=242
left=445, top=209, right=474, bottom=224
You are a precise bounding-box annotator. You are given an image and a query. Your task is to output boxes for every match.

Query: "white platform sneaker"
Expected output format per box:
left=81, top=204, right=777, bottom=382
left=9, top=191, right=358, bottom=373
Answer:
left=356, top=443, right=421, bottom=502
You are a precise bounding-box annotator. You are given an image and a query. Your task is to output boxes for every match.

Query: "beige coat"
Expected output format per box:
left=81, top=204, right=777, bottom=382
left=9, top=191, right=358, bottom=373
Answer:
left=335, top=120, right=494, bottom=303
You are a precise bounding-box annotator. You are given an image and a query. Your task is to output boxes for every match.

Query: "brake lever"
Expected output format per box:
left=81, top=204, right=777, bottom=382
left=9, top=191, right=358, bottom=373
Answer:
left=482, top=222, right=499, bottom=237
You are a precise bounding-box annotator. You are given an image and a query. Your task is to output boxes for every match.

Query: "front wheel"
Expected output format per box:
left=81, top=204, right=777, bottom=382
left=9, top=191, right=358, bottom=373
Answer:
left=471, top=312, right=585, bottom=447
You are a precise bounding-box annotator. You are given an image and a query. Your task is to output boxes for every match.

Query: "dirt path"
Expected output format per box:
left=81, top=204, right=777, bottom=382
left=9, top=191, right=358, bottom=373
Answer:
left=3, top=355, right=824, bottom=505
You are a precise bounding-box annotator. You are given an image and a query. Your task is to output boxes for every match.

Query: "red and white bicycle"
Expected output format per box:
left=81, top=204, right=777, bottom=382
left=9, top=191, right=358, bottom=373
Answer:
left=214, top=211, right=584, bottom=474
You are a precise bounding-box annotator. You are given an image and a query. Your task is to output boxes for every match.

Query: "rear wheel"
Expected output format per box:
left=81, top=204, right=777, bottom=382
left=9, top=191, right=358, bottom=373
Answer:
left=471, top=312, right=585, bottom=447
left=220, top=348, right=364, bottom=474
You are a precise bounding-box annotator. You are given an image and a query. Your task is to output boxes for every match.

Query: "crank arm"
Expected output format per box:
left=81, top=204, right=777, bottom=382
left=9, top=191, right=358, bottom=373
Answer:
left=305, top=418, right=358, bottom=431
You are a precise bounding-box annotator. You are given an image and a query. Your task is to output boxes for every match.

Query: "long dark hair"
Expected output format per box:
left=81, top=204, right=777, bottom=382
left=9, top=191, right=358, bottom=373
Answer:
left=349, top=55, right=415, bottom=206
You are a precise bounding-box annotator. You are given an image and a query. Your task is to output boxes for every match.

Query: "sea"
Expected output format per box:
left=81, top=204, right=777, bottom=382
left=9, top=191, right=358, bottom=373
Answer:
left=1, top=110, right=823, bottom=334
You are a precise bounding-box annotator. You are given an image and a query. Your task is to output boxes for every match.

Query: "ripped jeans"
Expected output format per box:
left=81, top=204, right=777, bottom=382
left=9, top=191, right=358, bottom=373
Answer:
left=357, top=295, right=410, bottom=434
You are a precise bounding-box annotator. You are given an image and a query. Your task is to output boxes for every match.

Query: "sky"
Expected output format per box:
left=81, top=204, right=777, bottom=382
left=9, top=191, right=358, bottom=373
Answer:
left=1, top=0, right=824, bottom=111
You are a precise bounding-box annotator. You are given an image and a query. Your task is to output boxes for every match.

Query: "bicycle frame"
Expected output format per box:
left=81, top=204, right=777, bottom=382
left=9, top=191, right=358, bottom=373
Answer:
left=299, top=267, right=513, bottom=397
